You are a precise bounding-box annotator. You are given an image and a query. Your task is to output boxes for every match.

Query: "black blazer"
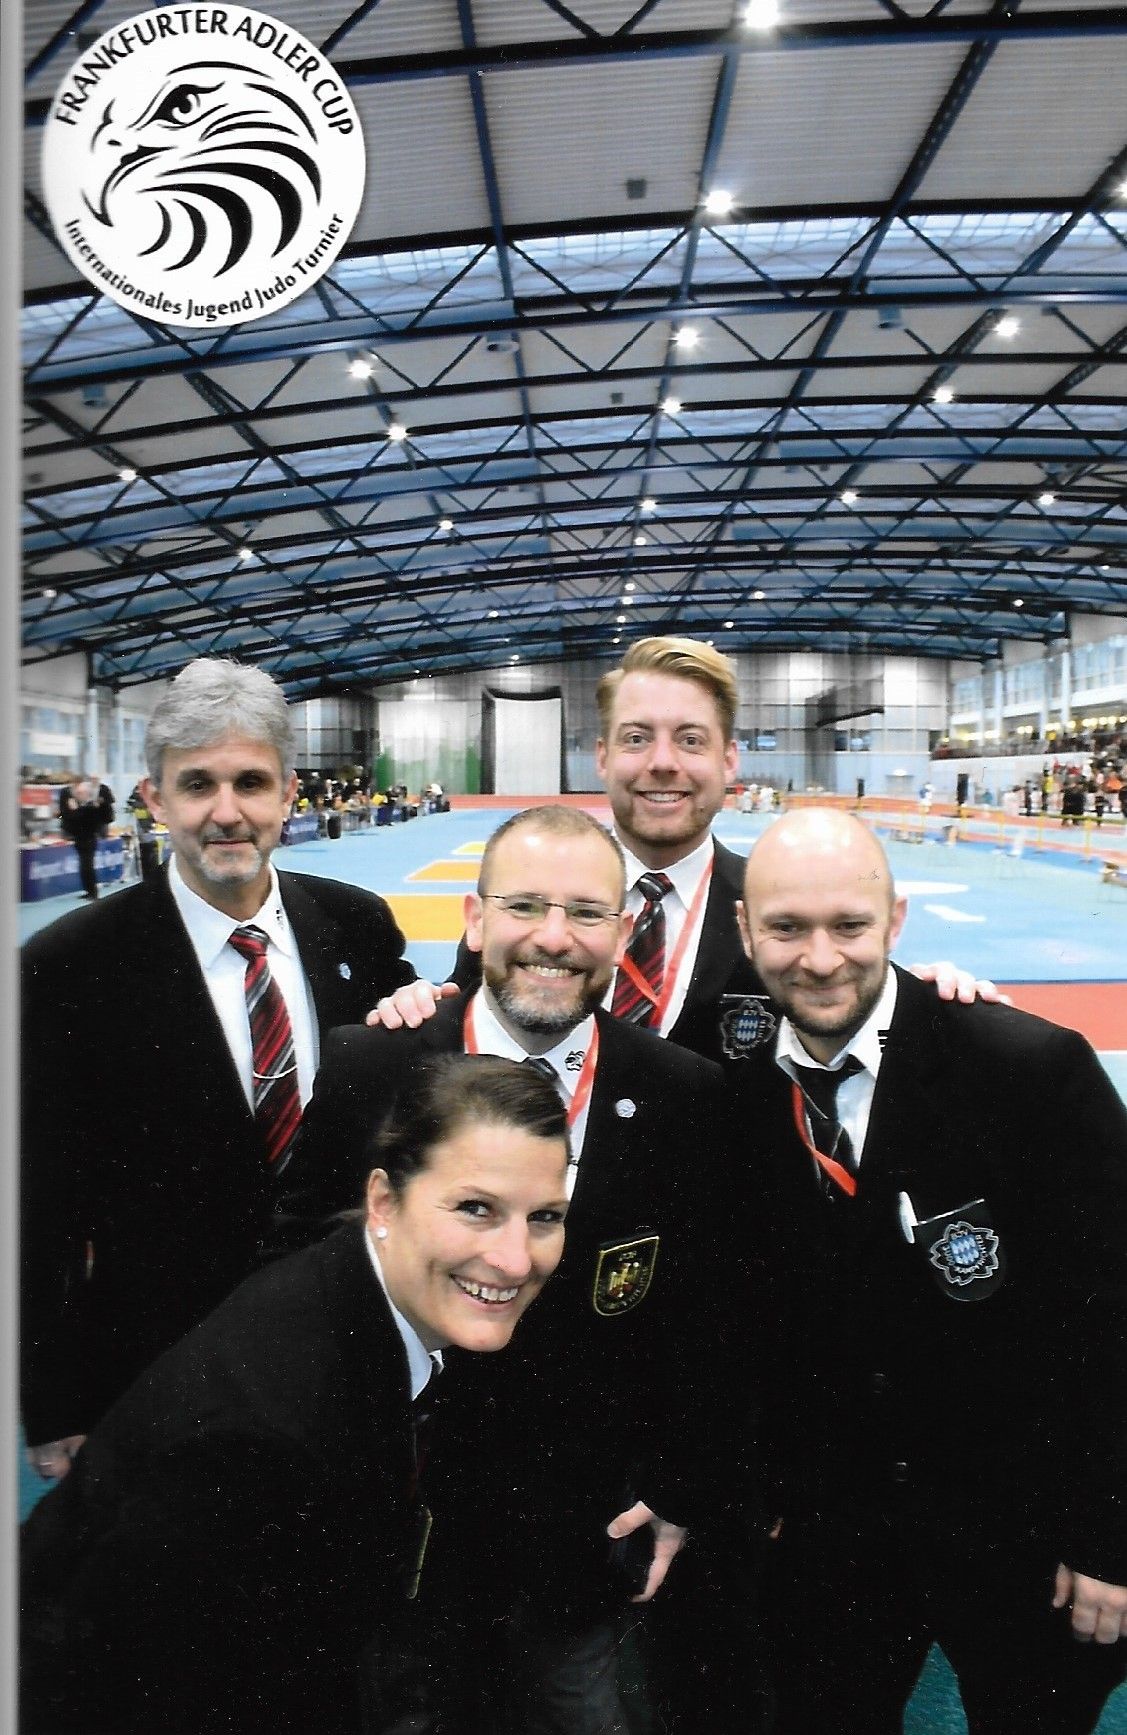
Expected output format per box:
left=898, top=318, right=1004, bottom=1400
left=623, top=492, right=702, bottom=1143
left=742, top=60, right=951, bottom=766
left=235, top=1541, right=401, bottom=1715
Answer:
left=733, top=965, right=1127, bottom=1585
left=449, top=836, right=769, bottom=1064
left=280, top=994, right=741, bottom=1596
left=20, top=1226, right=422, bottom=1734
left=20, top=866, right=416, bottom=1443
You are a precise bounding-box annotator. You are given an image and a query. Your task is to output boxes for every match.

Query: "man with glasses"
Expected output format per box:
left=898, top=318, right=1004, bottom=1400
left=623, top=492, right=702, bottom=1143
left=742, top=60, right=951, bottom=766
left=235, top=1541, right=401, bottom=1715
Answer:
left=277, top=804, right=739, bottom=1735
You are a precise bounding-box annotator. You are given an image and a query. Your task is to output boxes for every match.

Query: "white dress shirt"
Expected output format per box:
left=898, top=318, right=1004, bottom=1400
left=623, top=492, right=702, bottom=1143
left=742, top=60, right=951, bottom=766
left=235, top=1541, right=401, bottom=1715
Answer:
left=612, top=833, right=715, bottom=1037
left=774, top=968, right=899, bottom=1167
left=365, top=1226, right=443, bottom=1399
left=469, top=991, right=597, bottom=1197
left=167, top=855, right=319, bottom=1110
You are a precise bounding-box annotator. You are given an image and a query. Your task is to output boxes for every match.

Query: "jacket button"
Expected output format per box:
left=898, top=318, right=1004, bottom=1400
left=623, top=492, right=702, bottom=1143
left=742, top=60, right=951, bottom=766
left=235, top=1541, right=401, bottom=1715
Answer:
left=892, top=1460, right=909, bottom=1482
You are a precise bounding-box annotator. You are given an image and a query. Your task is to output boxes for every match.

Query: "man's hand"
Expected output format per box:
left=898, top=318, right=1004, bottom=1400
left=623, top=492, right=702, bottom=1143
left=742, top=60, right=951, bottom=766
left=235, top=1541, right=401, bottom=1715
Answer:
left=606, top=1500, right=687, bottom=1603
left=909, top=961, right=1013, bottom=1006
left=26, top=1435, right=86, bottom=1480
left=1054, top=1564, right=1127, bottom=1643
left=364, top=980, right=458, bottom=1029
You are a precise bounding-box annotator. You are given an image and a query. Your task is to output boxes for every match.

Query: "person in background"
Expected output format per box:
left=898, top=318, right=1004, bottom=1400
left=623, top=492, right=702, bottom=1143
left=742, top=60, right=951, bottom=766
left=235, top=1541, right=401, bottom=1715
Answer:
left=21, top=657, right=416, bottom=1480
left=58, top=772, right=114, bottom=900
left=20, top=1055, right=569, bottom=1735
left=732, top=807, right=1127, bottom=1734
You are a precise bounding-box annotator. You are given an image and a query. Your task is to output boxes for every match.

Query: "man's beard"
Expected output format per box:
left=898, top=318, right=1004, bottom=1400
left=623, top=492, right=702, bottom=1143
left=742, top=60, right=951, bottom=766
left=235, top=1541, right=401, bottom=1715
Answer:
left=484, top=957, right=610, bottom=1036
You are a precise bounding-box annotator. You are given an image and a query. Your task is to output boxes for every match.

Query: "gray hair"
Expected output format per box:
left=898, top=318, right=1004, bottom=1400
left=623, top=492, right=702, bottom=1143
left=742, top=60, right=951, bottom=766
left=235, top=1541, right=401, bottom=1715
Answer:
left=145, top=658, right=296, bottom=784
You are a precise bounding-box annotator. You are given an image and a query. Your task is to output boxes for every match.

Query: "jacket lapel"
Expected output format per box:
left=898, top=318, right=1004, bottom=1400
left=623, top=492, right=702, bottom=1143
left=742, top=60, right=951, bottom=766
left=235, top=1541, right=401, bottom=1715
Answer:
left=680, top=841, right=744, bottom=1009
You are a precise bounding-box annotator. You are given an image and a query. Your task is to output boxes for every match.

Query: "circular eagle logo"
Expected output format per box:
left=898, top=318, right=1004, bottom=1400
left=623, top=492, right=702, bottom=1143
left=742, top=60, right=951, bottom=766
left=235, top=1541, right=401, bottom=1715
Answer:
left=42, top=6, right=365, bottom=327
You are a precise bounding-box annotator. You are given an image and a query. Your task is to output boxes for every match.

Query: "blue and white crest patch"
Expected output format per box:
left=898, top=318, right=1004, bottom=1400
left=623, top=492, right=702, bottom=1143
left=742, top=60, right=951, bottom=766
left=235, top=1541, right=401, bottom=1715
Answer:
left=719, top=995, right=777, bottom=1060
left=927, top=1219, right=1000, bottom=1287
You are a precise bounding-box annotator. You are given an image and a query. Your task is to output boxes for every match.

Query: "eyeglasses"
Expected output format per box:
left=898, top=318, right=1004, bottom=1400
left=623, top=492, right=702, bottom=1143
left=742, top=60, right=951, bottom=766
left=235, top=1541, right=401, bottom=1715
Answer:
left=480, top=893, right=625, bottom=928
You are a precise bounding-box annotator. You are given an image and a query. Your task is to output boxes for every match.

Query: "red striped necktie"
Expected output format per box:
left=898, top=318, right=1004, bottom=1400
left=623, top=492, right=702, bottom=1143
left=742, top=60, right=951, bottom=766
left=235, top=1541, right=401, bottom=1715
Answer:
left=229, top=925, right=302, bottom=1170
left=611, top=871, right=673, bottom=1027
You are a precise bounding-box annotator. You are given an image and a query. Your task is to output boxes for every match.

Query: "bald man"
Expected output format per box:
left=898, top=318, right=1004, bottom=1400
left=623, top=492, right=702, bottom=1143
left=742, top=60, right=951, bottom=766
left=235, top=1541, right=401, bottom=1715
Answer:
left=731, top=809, right=1127, bottom=1735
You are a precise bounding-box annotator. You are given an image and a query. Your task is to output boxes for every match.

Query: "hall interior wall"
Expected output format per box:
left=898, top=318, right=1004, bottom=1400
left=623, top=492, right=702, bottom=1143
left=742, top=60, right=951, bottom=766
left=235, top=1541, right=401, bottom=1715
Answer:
left=372, top=652, right=948, bottom=796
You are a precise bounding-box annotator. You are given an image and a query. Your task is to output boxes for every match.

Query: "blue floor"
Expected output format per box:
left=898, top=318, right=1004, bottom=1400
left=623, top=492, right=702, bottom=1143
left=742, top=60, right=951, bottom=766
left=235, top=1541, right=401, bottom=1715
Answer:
left=18, top=809, right=1127, bottom=1729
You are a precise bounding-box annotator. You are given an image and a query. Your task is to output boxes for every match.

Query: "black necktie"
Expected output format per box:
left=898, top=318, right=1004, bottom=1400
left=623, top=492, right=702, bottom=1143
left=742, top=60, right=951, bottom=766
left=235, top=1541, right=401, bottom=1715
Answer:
left=410, top=1365, right=441, bottom=1491
left=791, top=1055, right=864, bottom=1174
left=612, top=871, right=673, bottom=1026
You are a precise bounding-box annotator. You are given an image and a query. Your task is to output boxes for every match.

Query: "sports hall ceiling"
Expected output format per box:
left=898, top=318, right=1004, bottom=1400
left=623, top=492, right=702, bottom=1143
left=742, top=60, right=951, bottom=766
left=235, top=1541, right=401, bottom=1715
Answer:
left=21, top=0, right=1127, bottom=697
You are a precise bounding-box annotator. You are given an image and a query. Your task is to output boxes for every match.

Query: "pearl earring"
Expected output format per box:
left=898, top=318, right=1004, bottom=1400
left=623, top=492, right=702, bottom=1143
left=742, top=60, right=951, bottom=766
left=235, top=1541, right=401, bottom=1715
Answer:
left=375, top=1226, right=388, bottom=1240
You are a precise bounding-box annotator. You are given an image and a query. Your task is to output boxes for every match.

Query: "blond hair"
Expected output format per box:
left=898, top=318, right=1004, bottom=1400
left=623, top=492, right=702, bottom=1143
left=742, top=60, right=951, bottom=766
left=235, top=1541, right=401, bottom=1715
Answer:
left=596, top=636, right=737, bottom=743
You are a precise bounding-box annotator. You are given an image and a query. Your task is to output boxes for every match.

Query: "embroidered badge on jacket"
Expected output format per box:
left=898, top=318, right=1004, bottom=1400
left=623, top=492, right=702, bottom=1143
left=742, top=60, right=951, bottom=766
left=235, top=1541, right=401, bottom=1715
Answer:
left=592, top=1234, right=659, bottom=1316
left=928, top=1219, right=1000, bottom=1287
left=719, top=994, right=777, bottom=1059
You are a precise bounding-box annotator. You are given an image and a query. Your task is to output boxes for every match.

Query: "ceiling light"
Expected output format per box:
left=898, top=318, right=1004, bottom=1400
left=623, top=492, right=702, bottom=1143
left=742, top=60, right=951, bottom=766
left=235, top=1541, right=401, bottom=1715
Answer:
left=386, top=422, right=408, bottom=442
left=613, top=635, right=622, bottom=644
left=1038, top=491, right=1056, bottom=506
left=673, top=327, right=699, bottom=349
left=617, top=614, right=627, bottom=624
left=742, top=0, right=780, bottom=26
left=42, top=588, right=57, bottom=599
left=994, top=316, right=1020, bottom=339
left=840, top=489, right=859, bottom=505
left=439, top=517, right=454, bottom=531
left=724, top=619, right=735, bottom=629
left=634, top=534, right=648, bottom=546
left=933, top=385, right=954, bottom=405
left=660, top=396, right=682, bottom=416
left=510, top=654, right=520, bottom=662
left=754, top=589, right=765, bottom=600
left=641, top=498, right=657, bottom=513
left=349, top=359, right=373, bottom=379
left=1013, top=598, right=1024, bottom=609
left=488, top=609, right=499, bottom=618
left=703, top=189, right=735, bottom=218
left=623, top=594, right=635, bottom=604
left=118, top=467, right=137, bottom=482
left=238, top=546, right=254, bottom=561
left=625, top=580, right=636, bottom=591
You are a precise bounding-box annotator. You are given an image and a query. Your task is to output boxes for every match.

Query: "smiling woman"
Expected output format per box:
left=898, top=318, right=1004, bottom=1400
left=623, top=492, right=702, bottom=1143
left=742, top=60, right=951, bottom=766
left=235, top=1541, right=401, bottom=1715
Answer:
left=19, top=1054, right=569, bottom=1734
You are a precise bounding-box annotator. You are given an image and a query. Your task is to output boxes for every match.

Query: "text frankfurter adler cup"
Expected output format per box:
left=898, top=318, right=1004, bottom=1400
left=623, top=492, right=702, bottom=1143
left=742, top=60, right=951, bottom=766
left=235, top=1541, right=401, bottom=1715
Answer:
left=42, top=5, right=366, bottom=328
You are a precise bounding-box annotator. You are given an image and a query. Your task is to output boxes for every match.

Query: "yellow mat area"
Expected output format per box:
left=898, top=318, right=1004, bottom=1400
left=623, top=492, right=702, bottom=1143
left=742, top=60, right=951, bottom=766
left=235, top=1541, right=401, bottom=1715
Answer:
left=385, top=892, right=467, bottom=941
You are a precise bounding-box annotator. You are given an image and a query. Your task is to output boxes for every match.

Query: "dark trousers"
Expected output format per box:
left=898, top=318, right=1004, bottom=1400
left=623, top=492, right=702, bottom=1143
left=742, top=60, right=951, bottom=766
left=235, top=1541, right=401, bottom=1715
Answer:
left=764, top=1506, right=1125, bottom=1735
left=74, top=836, right=99, bottom=898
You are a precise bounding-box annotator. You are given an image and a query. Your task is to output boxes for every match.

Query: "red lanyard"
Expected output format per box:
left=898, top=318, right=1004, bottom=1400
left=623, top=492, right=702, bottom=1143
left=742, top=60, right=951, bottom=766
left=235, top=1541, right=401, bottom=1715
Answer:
left=615, top=857, right=715, bottom=1025
left=790, top=1080, right=857, bottom=1198
left=463, top=999, right=599, bottom=1131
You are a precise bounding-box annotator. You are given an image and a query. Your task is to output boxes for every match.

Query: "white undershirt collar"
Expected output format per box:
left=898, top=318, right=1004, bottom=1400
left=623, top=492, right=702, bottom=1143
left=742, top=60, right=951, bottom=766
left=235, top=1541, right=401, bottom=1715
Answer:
left=365, top=1226, right=442, bottom=1400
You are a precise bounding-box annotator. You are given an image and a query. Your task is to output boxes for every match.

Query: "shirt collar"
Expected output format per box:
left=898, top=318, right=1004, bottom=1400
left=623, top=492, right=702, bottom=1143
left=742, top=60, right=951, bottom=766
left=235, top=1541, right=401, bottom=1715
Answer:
left=471, top=991, right=595, bottom=1101
left=616, top=832, right=715, bottom=909
left=775, top=966, right=898, bottom=1083
left=168, top=855, right=294, bottom=967
left=364, top=1226, right=442, bottom=1400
